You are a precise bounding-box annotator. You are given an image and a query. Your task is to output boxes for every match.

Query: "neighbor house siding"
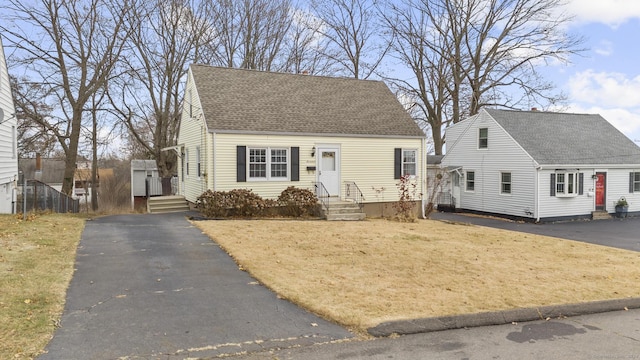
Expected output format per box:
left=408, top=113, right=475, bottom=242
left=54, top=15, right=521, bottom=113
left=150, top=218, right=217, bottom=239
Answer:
left=607, top=168, right=640, bottom=212
left=181, top=133, right=424, bottom=204
left=536, top=168, right=640, bottom=219
left=0, top=38, right=18, bottom=213
left=442, top=111, right=536, bottom=218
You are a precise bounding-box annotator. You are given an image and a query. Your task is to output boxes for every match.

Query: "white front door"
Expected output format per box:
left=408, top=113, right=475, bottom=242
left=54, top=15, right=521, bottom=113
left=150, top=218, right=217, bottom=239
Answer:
left=452, top=171, right=461, bottom=208
left=317, top=146, right=340, bottom=196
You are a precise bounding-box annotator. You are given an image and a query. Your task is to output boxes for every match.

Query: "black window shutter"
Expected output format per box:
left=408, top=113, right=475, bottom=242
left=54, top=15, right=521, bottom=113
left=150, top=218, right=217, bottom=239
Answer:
left=578, top=173, right=584, bottom=195
left=631, top=172, right=635, bottom=193
left=291, top=147, right=299, bottom=181
left=237, top=146, right=246, bottom=182
left=550, top=173, right=556, bottom=196
left=394, top=148, right=402, bottom=179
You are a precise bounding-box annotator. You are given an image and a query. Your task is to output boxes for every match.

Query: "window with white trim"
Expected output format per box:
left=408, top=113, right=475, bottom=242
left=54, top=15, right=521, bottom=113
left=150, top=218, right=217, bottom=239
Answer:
left=632, top=172, right=640, bottom=192
left=555, top=171, right=578, bottom=196
left=466, top=171, right=475, bottom=191
left=249, top=147, right=288, bottom=180
left=501, top=172, right=511, bottom=194
left=196, top=146, right=201, bottom=177
left=402, top=149, right=417, bottom=176
left=185, top=148, right=190, bottom=176
left=478, top=128, right=488, bottom=149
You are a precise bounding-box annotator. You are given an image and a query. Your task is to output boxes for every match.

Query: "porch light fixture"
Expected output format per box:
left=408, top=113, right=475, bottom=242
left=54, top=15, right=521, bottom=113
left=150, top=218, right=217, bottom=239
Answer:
left=592, top=174, right=598, bottom=180
left=311, top=146, right=316, bottom=157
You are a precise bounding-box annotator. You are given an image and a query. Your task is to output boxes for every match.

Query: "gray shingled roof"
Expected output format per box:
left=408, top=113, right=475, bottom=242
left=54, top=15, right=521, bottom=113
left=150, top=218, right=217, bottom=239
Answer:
left=190, top=65, right=425, bottom=137
left=485, top=108, right=640, bottom=165
left=18, top=159, right=66, bottom=183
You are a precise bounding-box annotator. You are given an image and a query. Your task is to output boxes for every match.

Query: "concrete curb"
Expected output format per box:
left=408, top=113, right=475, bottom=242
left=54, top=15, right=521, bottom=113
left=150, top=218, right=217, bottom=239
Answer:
left=367, top=297, right=640, bottom=337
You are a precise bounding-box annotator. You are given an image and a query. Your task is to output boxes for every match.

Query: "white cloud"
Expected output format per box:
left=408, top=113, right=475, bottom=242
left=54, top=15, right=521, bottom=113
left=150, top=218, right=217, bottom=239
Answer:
left=563, top=0, right=640, bottom=27
left=564, top=70, right=640, bottom=141
left=594, top=40, right=613, bottom=56
left=568, top=70, right=640, bottom=108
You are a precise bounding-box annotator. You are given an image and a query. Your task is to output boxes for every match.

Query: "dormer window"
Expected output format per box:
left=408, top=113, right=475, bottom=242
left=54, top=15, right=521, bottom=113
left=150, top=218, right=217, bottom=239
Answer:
left=478, top=128, right=488, bottom=149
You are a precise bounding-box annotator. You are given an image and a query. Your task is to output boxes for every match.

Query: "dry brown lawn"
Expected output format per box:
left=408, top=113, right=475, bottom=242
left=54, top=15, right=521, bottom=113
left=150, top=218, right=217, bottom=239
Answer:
left=0, top=213, right=85, bottom=359
left=194, top=218, right=640, bottom=333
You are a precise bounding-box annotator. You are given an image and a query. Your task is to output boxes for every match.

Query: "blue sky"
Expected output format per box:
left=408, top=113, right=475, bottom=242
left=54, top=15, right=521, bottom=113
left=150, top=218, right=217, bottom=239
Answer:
left=549, top=0, right=640, bottom=143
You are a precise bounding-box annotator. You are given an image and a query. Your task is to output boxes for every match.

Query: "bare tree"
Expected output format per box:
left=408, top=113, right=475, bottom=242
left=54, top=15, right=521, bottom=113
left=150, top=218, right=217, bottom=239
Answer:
left=311, top=0, right=390, bottom=79
left=9, top=76, right=58, bottom=158
left=202, top=0, right=294, bottom=71
left=110, top=0, right=210, bottom=177
left=381, top=0, right=584, bottom=154
left=282, top=8, right=336, bottom=75
left=1, top=0, right=133, bottom=195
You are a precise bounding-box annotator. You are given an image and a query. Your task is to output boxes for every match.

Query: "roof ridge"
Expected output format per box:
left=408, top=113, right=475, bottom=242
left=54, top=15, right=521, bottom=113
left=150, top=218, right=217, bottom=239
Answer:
left=189, top=63, right=383, bottom=83
left=485, top=108, right=600, bottom=117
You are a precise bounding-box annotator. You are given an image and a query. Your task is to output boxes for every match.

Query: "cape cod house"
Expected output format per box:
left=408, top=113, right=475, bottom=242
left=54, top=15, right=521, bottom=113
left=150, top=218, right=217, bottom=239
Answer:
left=0, top=37, right=18, bottom=214
left=440, top=108, right=640, bottom=222
left=174, top=65, right=427, bottom=217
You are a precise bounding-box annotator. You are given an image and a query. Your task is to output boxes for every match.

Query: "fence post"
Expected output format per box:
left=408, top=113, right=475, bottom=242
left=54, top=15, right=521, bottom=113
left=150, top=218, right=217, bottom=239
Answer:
left=23, top=177, right=27, bottom=220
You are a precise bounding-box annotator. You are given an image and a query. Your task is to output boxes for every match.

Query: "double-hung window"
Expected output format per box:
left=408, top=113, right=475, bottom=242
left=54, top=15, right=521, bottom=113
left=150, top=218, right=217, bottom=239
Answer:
left=632, top=172, right=640, bottom=192
left=185, top=148, right=190, bottom=176
left=466, top=171, right=475, bottom=191
left=402, top=149, right=417, bottom=176
left=196, top=146, right=201, bottom=177
left=249, top=147, right=288, bottom=180
left=501, top=172, right=511, bottom=194
left=478, top=128, right=488, bottom=149
left=554, top=171, right=579, bottom=197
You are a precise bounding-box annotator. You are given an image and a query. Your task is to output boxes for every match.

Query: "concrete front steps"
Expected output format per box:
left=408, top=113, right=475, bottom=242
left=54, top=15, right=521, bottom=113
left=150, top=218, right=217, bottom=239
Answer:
left=591, top=210, right=612, bottom=220
left=324, top=200, right=366, bottom=221
left=147, top=195, right=190, bottom=213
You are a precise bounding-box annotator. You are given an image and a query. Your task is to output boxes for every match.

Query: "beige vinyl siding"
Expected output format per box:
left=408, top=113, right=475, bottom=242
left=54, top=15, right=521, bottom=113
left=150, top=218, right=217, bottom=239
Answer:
left=442, top=111, right=536, bottom=218
left=201, top=133, right=424, bottom=204
left=0, top=38, right=18, bottom=213
left=178, top=69, right=210, bottom=202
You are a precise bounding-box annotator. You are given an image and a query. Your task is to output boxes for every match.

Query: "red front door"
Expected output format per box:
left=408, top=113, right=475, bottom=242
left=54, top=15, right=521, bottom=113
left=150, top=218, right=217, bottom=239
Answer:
left=595, top=173, right=606, bottom=210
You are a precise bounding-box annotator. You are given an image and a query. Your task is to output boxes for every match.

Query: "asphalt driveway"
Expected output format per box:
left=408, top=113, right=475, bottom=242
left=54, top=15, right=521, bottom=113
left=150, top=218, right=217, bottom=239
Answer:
left=39, top=213, right=352, bottom=360
left=430, top=212, right=640, bottom=251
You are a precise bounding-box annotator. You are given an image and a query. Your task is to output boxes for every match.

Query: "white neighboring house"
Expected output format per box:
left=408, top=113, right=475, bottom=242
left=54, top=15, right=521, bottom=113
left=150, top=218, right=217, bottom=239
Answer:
left=441, top=108, right=640, bottom=222
left=176, top=65, right=427, bottom=217
left=0, top=36, right=18, bottom=214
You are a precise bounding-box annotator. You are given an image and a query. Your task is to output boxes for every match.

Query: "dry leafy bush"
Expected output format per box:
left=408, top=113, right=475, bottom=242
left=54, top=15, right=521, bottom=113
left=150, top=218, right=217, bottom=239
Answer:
left=277, top=186, right=319, bottom=217
left=392, top=175, right=422, bottom=222
left=197, top=187, right=320, bottom=218
left=196, top=189, right=273, bottom=218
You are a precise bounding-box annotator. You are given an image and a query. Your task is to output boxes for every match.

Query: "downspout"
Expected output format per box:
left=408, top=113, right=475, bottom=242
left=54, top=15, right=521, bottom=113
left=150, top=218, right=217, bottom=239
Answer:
left=212, top=131, right=216, bottom=192
left=535, top=167, right=541, bottom=222
left=421, top=137, right=427, bottom=219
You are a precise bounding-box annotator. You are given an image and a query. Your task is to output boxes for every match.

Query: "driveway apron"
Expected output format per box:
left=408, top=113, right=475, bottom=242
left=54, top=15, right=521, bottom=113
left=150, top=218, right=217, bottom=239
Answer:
left=39, top=213, right=352, bottom=360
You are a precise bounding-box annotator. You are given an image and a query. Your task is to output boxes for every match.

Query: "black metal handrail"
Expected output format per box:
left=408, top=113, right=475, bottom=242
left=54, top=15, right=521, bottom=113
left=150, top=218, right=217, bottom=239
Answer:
left=344, top=181, right=365, bottom=208
left=313, top=181, right=330, bottom=209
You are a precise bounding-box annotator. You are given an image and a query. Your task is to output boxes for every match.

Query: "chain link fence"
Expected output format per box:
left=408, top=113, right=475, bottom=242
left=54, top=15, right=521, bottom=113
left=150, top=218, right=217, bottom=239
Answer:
left=17, top=179, right=80, bottom=214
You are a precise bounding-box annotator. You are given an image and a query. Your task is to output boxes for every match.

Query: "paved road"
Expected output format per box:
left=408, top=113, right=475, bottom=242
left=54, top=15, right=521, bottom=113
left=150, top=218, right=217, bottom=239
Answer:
left=431, top=212, right=640, bottom=252
left=39, top=213, right=352, bottom=360
left=232, top=308, right=640, bottom=359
